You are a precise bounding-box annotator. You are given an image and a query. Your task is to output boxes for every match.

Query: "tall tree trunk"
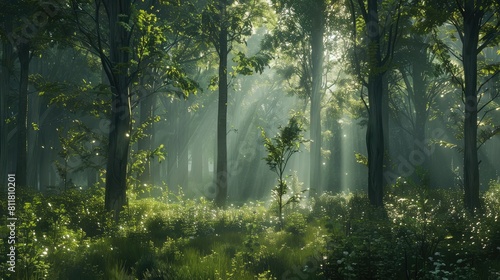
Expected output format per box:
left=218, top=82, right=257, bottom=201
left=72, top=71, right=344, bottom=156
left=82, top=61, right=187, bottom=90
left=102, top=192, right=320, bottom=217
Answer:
left=138, top=93, right=153, bottom=184
left=1, top=31, right=14, bottom=185
left=366, top=0, right=384, bottom=207
left=309, top=2, right=325, bottom=195
left=382, top=73, right=390, bottom=187
left=103, top=0, right=132, bottom=218
left=28, top=85, right=41, bottom=189
left=191, top=137, right=203, bottom=185
left=462, top=0, right=480, bottom=210
left=166, top=100, right=178, bottom=189
left=16, top=43, right=30, bottom=188
left=215, top=0, right=228, bottom=207
left=178, top=102, right=189, bottom=190
left=412, top=46, right=429, bottom=185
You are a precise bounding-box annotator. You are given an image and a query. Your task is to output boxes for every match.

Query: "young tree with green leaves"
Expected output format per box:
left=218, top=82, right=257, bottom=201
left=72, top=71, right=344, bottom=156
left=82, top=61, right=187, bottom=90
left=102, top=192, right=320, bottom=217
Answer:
left=261, top=116, right=307, bottom=229
left=265, top=0, right=335, bottom=194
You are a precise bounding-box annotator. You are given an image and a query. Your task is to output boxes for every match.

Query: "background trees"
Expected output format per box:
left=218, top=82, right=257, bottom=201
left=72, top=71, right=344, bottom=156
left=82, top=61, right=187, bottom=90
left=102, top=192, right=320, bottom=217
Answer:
left=0, top=0, right=498, bottom=217
left=265, top=0, right=337, bottom=194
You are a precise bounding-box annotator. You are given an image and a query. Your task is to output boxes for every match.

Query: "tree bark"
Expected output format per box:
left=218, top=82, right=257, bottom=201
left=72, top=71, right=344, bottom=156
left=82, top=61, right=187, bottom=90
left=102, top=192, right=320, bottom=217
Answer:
left=215, top=0, right=228, bottom=207
left=1, top=32, right=14, bottom=185
left=462, top=0, right=480, bottom=210
left=309, top=1, right=325, bottom=195
left=138, top=92, right=153, bottom=185
left=366, top=0, right=384, bottom=207
left=165, top=100, right=179, bottom=189
left=191, top=136, right=203, bottom=185
left=16, top=43, right=30, bottom=188
left=178, top=102, right=189, bottom=190
left=103, top=0, right=132, bottom=219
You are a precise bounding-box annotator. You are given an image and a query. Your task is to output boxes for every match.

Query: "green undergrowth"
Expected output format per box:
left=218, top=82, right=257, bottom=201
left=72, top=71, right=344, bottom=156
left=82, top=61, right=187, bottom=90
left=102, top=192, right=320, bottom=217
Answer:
left=0, top=181, right=499, bottom=279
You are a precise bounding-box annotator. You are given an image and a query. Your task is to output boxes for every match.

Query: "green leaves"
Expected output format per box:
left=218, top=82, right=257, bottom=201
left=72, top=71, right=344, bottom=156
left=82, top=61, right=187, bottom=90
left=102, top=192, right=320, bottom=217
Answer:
left=261, top=115, right=307, bottom=229
left=355, top=152, right=368, bottom=166
left=231, top=51, right=272, bottom=76
left=261, top=116, right=306, bottom=176
left=201, top=0, right=271, bottom=53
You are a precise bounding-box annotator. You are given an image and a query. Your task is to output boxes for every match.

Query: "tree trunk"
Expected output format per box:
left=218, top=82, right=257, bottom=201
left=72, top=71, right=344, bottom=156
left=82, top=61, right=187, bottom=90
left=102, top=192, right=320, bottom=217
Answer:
left=191, top=136, right=203, bottom=185
left=178, top=102, right=189, bottom=190
left=165, top=100, right=178, bottom=189
left=382, top=73, right=390, bottom=187
left=103, top=0, right=132, bottom=219
left=28, top=84, right=41, bottom=189
left=462, top=0, right=480, bottom=210
left=366, top=0, right=384, bottom=207
left=16, top=43, right=30, bottom=188
left=138, top=92, right=153, bottom=184
left=215, top=0, right=228, bottom=207
left=309, top=2, right=325, bottom=195
left=1, top=32, right=14, bottom=185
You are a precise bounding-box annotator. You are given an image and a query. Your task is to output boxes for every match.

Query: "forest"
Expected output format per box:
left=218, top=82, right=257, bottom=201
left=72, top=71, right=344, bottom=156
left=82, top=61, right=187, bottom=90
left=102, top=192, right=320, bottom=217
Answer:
left=0, top=0, right=500, bottom=279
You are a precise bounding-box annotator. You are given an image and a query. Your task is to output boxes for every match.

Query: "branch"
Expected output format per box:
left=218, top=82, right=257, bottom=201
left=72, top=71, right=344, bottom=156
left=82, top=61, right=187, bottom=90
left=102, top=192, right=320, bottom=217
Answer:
left=348, top=0, right=368, bottom=88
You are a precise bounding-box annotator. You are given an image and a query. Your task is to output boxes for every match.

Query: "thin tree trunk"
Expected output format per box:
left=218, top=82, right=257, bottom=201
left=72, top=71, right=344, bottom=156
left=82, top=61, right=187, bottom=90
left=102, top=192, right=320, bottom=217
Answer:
left=178, top=102, right=189, bottom=189
left=215, top=0, right=228, bottom=207
left=166, top=101, right=178, bottom=189
left=191, top=137, right=203, bottom=185
left=16, top=43, right=30, bottom=188
left=309, top=3, right=324, bottom=195
left=1, top=32, right=13, bottom=185
left=138, top=93, right=153, bottom=184
left=28, top=84, right=41, bottom=189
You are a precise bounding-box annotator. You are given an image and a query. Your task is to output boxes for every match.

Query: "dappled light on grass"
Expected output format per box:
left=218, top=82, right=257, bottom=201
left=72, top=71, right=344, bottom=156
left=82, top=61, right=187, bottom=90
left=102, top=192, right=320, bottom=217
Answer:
left=1, top=181, right=500, bottom=279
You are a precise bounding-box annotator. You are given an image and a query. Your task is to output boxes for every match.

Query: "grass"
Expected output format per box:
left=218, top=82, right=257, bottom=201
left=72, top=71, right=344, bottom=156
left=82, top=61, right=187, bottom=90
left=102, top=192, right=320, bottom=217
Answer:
left=1, top=181, right=500, bottom=279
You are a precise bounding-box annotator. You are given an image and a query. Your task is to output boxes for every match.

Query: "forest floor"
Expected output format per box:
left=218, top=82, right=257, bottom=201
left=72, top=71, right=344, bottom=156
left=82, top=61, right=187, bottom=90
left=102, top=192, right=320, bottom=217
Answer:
left=1, top=181, right=500, bottom=279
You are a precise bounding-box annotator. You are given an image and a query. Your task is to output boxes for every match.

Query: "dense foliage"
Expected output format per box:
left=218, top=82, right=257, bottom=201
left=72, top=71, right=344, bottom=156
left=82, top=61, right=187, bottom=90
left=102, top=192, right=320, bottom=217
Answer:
left=1, top=0, right=500, bottom=279
left=1, top=181, right=500, bottom=279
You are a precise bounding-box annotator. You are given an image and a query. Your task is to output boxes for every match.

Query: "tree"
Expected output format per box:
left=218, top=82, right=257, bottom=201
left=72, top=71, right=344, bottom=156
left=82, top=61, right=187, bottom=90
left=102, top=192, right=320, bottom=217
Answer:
left=70, top=0, right=134, bottom=217
left=261, top=116, right=307, bottom=229
left=101, top=0, right=133, bottom=217
left=0, top=0, right=64, bottom=188
left=266, top=0, right=333, bottom=194
left=448, top=0, right=500, bottom=210
left=424, top=0, right=500, bottom=210
left=70, top=0, right=201, bottom=216
left=388, top=32, right=451, bottom=184
left=0, top=17, right=14, bottom=186
left=348, top=0, right=401, bottom=206
left=201, top=0, right=270, bottom=206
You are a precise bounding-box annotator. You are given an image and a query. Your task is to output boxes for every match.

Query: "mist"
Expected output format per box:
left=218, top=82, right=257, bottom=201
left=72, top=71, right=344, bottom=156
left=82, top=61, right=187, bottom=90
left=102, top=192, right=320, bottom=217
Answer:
left=1, top=0, right=500, bottom=279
